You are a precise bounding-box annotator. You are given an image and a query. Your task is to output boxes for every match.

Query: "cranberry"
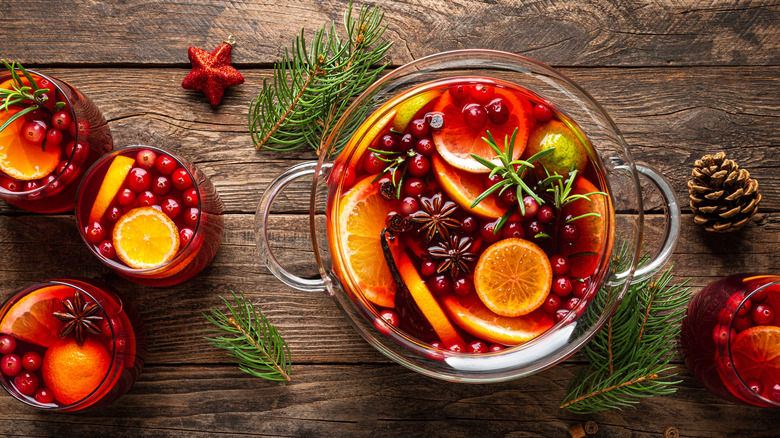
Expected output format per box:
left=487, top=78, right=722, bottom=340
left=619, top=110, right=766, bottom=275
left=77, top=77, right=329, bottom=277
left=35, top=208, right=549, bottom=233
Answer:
left=408, top=155, right=431, bottom=177
left=37, top=80, right=55, bottom=110
left=751, top=303, right=775, bottom=325
left=733, top=314, right=752, bottom=332
left=771, top=384, right=780, bottom=402
left=468, top=340, right=488, bottom=353
left=136, top=149, right=157, bottom=169
left=489, top=344, right=504, bottom=352
left=55, top=161, right=77, bottom=183
left=521, top=196, right=540, bottom=219
left=717, top=308, right=734, bottom=325
left=572, top=280, right=589, bottom=298
left=552, top=276, right=572, bottom=297
left=485, top=98, right=510, bottom=125
left=415, top=138, right=435, bottom=156
left=14, top=371, right=39, bottom=396
left=736, top=298, right=753, bottom=316
left=85, top=222, right=106, bottom=244
left=127, top=167, right=152, bottom=192
left=45, top=129, right=63, bottom=149
left=22, top=121, right=46, bottom=144
left=751, top=288, right=769, bottom=303
left=448, top=343, right=465, bottom=353
left=161, top=197, right=182, bottom=218
left=550, top=255, right=569, bottom=275
left=155, top=155, right=176, bottom=175
left=421, top=261, right=437, bottom=277
left=0, top=177, right=20, bottom=192
left=533, top=103, right=554, bottom=122
left=23, top=180, right=40, bottom=193
left=98, top=240, right=116, bottom=259
left=712, top=325, right=736, bottom=347
left=51, top=110, right=72, bottom=130
left=400, top=197, right=419, bottom=216
left=542, top=294, right=562, bottom=313
left=117, top=188, right=136, bottom=206
left=0, top=336, right=15, bottom=354
left=106, top=206, right=122, bottom=222
left=403, top=177, right=425, bottom=197
left=565, top=297, right=581, bottom=311
left=463, top=103, right=487, bottom=131
left=1, top=354, right=21, bottom=377
left=746, top=379, right=764, bottom=394
left=537, top=205, right=555, bottom=223
left=380, top=310, right=399, bottom=327
left=184, top=207, right=199, bottom=227
left=24, top=108, right=46, bottom=122
left=479, top=221, right=501, bottom=243
left=21, top=352, right=41, bottom=371
left=363, top=152, right=385, bottom=174
left=461, top=216, right=478, bottom=233
left=524, top=220, right=545, bottom=237
left=69, top=119, right=90, bottom=139
left=485, top=173, right=503, bottom=188
left=554, top=309, right=570, bottom=323
left=408, top=119, right=428, bottom=139
left=453, top=277, right=474, bottom=296
left=34, top=388, right=54, bottom=404
left=498, top=188, right=518, bottom=207
left=502, top=221, right=524, bottom=239
left=152, top=175, right=172, bottom=195
left=171, top=168, right=193, bottom=190
left=395, top=133, right=414, bottom=151
left=561, top=223, right=581, bottom=243
left=135, top=191, right=158, bottom=207
left=470, top=84, right=494, bottom=104
left=377, top=133, right=399, bottom=152
left=428, top=275, right=453, bottom=296
left=449, top=84, right=469, bottom=104
left=183, top=187, right=199, bottom=207
left=430, top=341, right=444, bottom=350
left=41, top=175, right=61, bottom=194
left=65, top=141, right=88, bottom=164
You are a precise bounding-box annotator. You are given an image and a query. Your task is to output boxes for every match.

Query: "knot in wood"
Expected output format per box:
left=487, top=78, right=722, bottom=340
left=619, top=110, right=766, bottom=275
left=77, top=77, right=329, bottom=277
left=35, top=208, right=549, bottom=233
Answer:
left=664, top=426, right=680, bottom=438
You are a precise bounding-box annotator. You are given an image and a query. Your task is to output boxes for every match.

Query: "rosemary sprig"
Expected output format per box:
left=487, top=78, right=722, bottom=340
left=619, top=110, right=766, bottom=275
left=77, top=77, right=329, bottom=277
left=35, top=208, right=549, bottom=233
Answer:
left=248, top=1, right=392, bottom=155
left=204, top=292, right=292, bottom=382
left=368, top=147, right=416, bottom=199
left=538, top=168, right=607, bottom=244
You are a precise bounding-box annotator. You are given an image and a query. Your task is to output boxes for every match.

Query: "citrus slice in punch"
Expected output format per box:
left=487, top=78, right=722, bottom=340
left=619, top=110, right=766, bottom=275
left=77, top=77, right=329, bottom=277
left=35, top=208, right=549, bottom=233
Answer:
left=0, top=106, right=61, bottom=181
left=391, top=89, right=442, bottom=132
left=88, top=155, right=135, bottom=223
left=112, top=206, right=180, bottom=269
left=524, top=119, right=588, bottom=177
left=474, top=238, right=552, bottom=317
left=562, top=176, right=610, bottom=279
left=397, top=252, right=465, bottom=348
left=0, top=285, right=71, bottom=348
left=432, top=86, right=532, bottom=173
left=442, top=292, right=553, bottom=345
left=332, top=176, right=398, bottom=308
left=432, top=154, right=505, bottom=219
left=42, top=337, right=111, bottom=405
left=730, top=325, right=780, bottom=389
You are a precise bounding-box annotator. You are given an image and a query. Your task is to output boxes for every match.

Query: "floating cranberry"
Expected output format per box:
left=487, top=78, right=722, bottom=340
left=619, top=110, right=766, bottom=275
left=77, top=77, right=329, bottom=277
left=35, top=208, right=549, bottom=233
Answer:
left=498, top=188, right=518, bottom=207
left=399, top=133, right=415, bottom=151
left=717, top=308, right=734, bottom=325
left=485, top=173, right=503, bottom=188
left=561, top=223, right=581, bottom=243
left=565, top=297, right=581, bottom=311
left=135, top=191, right=158, bottom=207
left=37, top=80, right=55, bottom=110
left=0, top=336, right=15, bottom=355
left=136, top=149, right=157, bottom=169
left=152, top=175, right=172, bottom=195
left=428, top=275, right=453, bottom=296
left=408, top=119, right=429, bottom=139
left=34, top=388, right=54, bottom=404
left=51, top=110, right=72, bottom=130
left=712, top=325, right=736, bottom=347
left=85, top=222, right=106, bottom=244
left=400, top=197, right=419, bottom=216
left=23, top=121, right=46, bottom=144
left=554, top=309, right=569, bottom=323
left=161, top=197, right=182, bottom=219
left=41, top=175, right=61, bottom=194
left=461, top=216, right=478, bottom=233
left=55, top=161, right=77, bottom=184
left=502, top=221, right=524, bottom=239
left=572, top=280, right=589, bottom=298
left=542, top=294, right=562, bottom=313
left=771, top=384, right=780, bottom=402
left=14, top=371, right=39, bottom=396
left=468, top=340, right=488, bottom=353
left=421, top=260, right=437, bottom=277
left=106, top=206, right=122, bottom=222
left=117, top=188, right=136, bottom=207
left=21, top=352, right=41, bottom=371
left=377, top=133, right=399, bottom=152
left=183, top=187, right=199, bottom=207
left=733, top=314, right=752, bottom=332
left=127, top=168, right=152, bottom=192
left=463, top=103, right=487, bottom=131
left=184, top=207, right=199, bottom=228
left=24, top=108, right=46, bottom=122
left=470, top=84, right=494, bottom=104
left=363, top=152, right=385, bottom=174
left=751, top=303, right=775, bottom=325
left=746, top=379, right=764, bottom=395
left=1, top=354, right=21, bottom=377
left=533, top=103, right=553, bottom=122
left=380, top=310, right=400, bottom=327
left=449, top=84, right=469, bottom=104
left=69, top=119, right=90, bottom=139
left=171, top=168, right=193, bottom=190
left=479, top=221, right=502, bottom=243
left=537, top=205, right=555, bottom=223
left=98, top=240, right=116, bottom=259
left=737, top=298, right=753, bottom=316
left=415, top=138, right=435, bottom=156
left=751, top=288, right=769, bottom=303
left=0, top=177, right=20, bottom=192
left=486, top=98, right=510, bottom=125
left=408, top=155, right=431, bottom=177
left=453, top=277, right=474, bottom=296
left=403, top=177, right=425, bottom=197
left=524, top=220, right=545, bottom=237
left=65, top=140, right=88, bottom=164
left=552, top=276, right=572, bottom=297
left=521, top=196, right=540, bottom=219
left=180, top=228, right=195, bottom=247
left=448, top=343, right=465, bottom=353
left=155, top=155, right=176, bottom=175
left=23, top=181, right=39, bottom=193
left=550, top=255, right=569, bottom=275
left=489, top=344, right=504, bottom=352
left=45, top=129, right=63, bottom=149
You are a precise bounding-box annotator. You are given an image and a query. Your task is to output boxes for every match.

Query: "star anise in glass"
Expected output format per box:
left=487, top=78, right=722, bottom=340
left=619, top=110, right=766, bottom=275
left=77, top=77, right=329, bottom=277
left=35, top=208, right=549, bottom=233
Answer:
left=409, top=193, right=461, bottom=242
left=52, top=291, right=103, bottom=345
left=428, top=235, right=476, bottom=279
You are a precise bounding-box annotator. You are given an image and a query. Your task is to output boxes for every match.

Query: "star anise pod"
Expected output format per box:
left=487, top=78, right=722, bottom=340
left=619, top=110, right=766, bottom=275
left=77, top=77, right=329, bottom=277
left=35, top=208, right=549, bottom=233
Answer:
left=52, top=291, right=103, bottom=345
left=409, top=193, right=461, bottom=242
left=428, top=235, right=476, bottom=279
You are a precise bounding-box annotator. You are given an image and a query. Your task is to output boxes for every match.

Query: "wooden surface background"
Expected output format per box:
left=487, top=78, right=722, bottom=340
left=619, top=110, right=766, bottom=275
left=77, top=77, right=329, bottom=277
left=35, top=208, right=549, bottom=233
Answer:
left=0, top=0, right=779, bottom=436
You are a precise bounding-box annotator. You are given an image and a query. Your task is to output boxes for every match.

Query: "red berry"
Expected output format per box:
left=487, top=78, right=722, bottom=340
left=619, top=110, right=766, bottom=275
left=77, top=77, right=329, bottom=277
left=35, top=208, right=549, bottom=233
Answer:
left=127, top=167, right=152, bottom=192
left=183, top=187, right=199, bottom=207
left=502, top=221, right=524, bottom=239
left=461, top=216, right=478, bottom=233
left=552, top=276, right=573, bottom=297
left=85, top=221, right=106, bottom=244
left=554, top=309, right=569, bottom=323
left=117, top=188, right=136, bottom=206
left=21, top=351, right=41, bottom=371
left=537, top=205, right=555, bottom=223
left=0, top=177, right=20, bottom=192
left=23, top=180, right=40, bottom=194
left=449, top=84, right=469, bottom=105
left=498, top=188, right=518, bottom=207
left=453, top=277, right=474, bottom=296
left=135, top=190, right=158, bottom=207
left=524, top=220, right=545, bottom=237
left=184, top=207, right=199, bottom=227
left=45, top=129, right=63, bottom=149
left=733, top=314, right=752, bottom=332
left=180, top=228, right=195, bottom=247
left=533, top=103, right=553, bottom=122
left=470, top=84, right=494, bottom=104
left=751, top=288, right=769, bottom=303
left=377, top=134, right=399, bottom=152
left=415, top=138, right=435, bottom=156
left=98, top=240, right=116, bottom=259
left=0, top=336, right=15, bottom=355
left=420, top=261, right=437, bottom=277
left=380, top=310, right=399, bottom=327
left=155, top=155, right=176, bottom=175
left=55, top=161, right=78, bottom=183
left=463, top=103, right=487, bottom=131
left=448, top=343, right=465, bottom=353
left=746, top=379, right=764, bottom=395
left=23, top=121, right=46, bottom=143
left=712, top=325, right=736, bottom=347
left=136, top=149, right=157, bottom=169
left=408, top=155, right=431, bottom=177
left=14, top=371, right=39, bottom=396
left=69, top=119, right=90, bottom=139
left=751, top=303, right=775, bottom=325
left=1, top=354, right=21, bottom=376
left=102, top=207, right=120, bottom=224
left=34, top=388, right=54, bottom=404
left=572, top=280, right=589, bottom=298
left=521, top=196, right=539, bottom=219
left=468, top=340, right=488, bottom=353
left=400, top=197, right=419, bottom=216
left=479, top=221, right=502, bottom=243
left=65, top=141, right=88, bottom=164
left=40, top=175, right=61, bottom=195
left=171, top=168, right=193, bottom=190
left=485, top=173, right=503, bottom=188
left=152, top=175, right=172, bottom=195
left=771, top=384, right=780, bottom=402
left=736, top=298, right=753, bottom=316
left=363, top=152, right=385, bottom=174
left=428, top=275, right=453, bottom=296
left=51, top=111, right=72, bottom=130
left=400, top=133, right=415, bottom=151
left=409, top=119, right=430, bottom=139
left=24, top=108, right=46, bottom=123
left=403, top=177, right=425, bottom=197
left=550, top=255, right=569, bottom=275
left=489, top=344, right=504, bottom=352
left=565, top=297, right=581, bottom=311
left=430, top=341, right=444, bottom=350
left=485, top=98, right=510, bottom=125
left=542, top=294, right=562, bottom=313
left=561, top=223, right=581, bottom=242
left=161, top=197, right=182, bottom=218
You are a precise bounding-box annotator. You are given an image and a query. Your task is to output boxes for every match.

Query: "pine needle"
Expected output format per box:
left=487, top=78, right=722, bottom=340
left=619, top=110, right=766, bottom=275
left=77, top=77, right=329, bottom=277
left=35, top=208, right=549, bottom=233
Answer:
left=204, top=292, right=292, bottom=382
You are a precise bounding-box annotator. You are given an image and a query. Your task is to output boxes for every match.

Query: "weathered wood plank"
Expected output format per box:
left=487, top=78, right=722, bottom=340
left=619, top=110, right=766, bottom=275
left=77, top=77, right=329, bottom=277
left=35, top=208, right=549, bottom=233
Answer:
left=1, top=0, right=778, bottom=67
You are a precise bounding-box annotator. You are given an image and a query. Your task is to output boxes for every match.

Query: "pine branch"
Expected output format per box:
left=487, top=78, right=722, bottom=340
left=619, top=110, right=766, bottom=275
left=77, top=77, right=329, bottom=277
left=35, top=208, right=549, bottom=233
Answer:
left=204, top=292, right=292, bottom=382
left=248, top=1, right=392, bottom=154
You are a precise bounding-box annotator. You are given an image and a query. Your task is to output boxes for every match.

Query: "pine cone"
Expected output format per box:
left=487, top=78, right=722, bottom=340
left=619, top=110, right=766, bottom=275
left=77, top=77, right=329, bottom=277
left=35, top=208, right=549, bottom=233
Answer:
left=688, top=152, right=761, bottom=232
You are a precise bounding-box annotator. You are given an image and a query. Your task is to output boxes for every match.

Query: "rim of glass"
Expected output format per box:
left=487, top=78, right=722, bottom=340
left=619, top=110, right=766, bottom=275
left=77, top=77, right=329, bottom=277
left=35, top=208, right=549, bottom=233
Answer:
left=0, top=280, right=116, bottom=410
left=74, top=145, right=202, bottom=274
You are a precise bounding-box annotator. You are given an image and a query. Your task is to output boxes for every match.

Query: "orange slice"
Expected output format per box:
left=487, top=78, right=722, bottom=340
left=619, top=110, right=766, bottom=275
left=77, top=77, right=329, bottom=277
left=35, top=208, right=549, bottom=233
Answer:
left=0, top=105, right=61, bottom=181
left=562, top=176, right=610, bottom=279
left=42, top=337, right=111, bottom=405
left=474, top=238, right=552, bottom=317
left=0, top=285, right=71, bottom=347
left=731, top=325, right=780, bottom=388
left=432, top=86, right=532, bottom=173
left=442, top=293, right=553, bottom=345
left=391, top=89, right=442, bottom=132
left=88, top=155, right=135, bottom=223
left=432, top=154, right=506, bottom=219
left=333, top=176, right=397, bottom=308
left=396, top=252, right=465, bottom=348
left=112, top=207, right=180, bottom=269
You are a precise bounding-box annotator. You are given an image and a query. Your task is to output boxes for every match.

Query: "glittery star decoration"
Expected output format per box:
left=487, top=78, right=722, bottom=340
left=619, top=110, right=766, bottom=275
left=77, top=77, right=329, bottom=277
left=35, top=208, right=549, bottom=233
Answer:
left=181, top=35, right=244, bottom=106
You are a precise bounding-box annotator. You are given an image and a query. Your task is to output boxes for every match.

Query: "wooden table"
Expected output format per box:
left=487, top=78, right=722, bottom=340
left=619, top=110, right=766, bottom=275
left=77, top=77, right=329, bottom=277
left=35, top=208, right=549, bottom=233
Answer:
left=1, top=0, right=778, bottom=436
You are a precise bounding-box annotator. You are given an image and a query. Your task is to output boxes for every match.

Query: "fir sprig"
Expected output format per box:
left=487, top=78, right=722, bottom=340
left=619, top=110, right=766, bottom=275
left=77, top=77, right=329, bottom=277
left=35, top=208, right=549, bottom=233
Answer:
left=249, top=1, right=392, bottom=154
left=560, top=259, right=691, bottom=414
left=204, top=292, right=292, bottom=382
left=0, top=60, right=65, bottom=144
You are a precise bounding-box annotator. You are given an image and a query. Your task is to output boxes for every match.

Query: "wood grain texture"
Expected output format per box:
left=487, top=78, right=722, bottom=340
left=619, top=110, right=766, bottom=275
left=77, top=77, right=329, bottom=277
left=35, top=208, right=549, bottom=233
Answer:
left=1, top=0, right=778, bottom=67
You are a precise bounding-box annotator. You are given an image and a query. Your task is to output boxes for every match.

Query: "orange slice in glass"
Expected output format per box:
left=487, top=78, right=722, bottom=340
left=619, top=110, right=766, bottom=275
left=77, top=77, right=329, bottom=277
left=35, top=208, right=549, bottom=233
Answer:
left=0, top=285, right=70, bottom=347
left=112, top=207, right=180, bottom=269
left=731, top=325, right=780, bottom=388
left=562, top=176, right=610, bottom=279
left=0, top=106, right=61, bottom=181
left=88, top=155, right=135, bottom=223
left=432, top=154, right=505, bottom=219
left=474, top=238, right=552, bottom=317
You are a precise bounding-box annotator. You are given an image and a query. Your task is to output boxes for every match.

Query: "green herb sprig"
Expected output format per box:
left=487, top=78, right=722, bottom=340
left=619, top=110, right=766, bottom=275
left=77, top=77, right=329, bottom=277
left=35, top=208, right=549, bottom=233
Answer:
left=205, top=292, right=292, bottom=382
left=536, top=168, right=607, bottom=243
left=368, top=146, right=416, bottom=199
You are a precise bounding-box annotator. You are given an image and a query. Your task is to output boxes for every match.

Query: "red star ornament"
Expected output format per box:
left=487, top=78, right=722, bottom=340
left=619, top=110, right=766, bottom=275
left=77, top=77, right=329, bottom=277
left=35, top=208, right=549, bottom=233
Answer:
left=182, top=36, right=244, bottom=106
